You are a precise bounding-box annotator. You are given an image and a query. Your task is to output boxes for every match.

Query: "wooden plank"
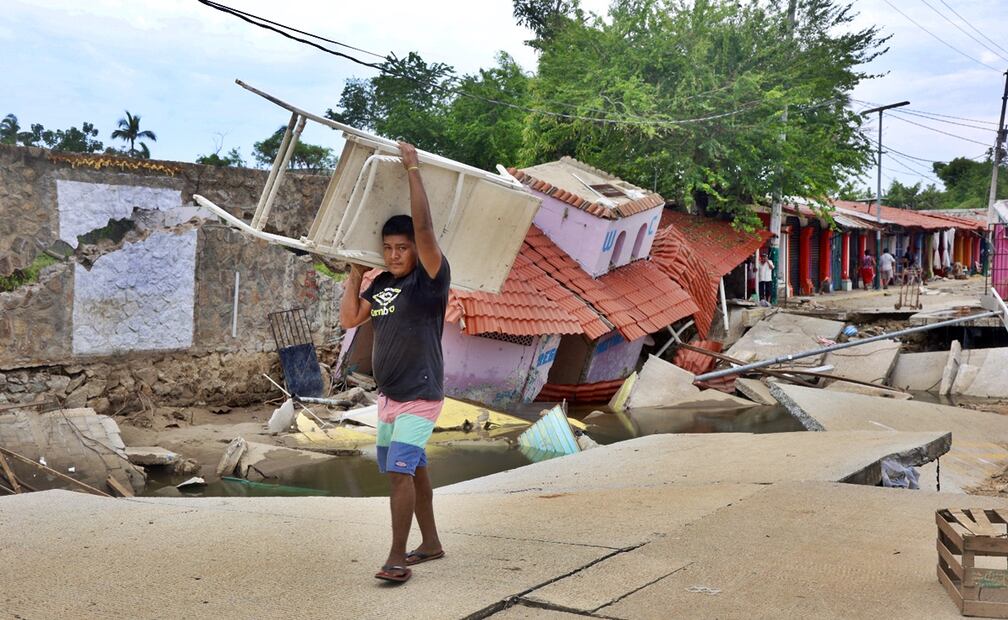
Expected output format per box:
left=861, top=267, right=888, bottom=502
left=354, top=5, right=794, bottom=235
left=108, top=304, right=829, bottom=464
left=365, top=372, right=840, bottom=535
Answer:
left=938, top=538, right=964, bottom=579
left=0, top=453, right=22, bottom=494
left=968, top=567, right=1008, bottom=589
left=963, top=599, right=1008, bottom=619
left=970, top=508, right=999, bottom=537
left=964, top=551, right=978, bottom=588
left=952, top=509, right=979, bottom=536
left=938, top=512, right=966, bottom=552
left=995, top=509, right=1008, bottom=527
left=105, top=475, right=134, bottom=498
left=965, top=535, right=1008, bottom=554
left=938, top=563, right=965, bottom=613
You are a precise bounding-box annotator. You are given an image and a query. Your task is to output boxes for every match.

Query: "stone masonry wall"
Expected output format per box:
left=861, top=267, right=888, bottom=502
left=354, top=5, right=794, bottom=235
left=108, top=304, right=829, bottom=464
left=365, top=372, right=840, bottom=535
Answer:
left=0, top=144, right=344, bottom=413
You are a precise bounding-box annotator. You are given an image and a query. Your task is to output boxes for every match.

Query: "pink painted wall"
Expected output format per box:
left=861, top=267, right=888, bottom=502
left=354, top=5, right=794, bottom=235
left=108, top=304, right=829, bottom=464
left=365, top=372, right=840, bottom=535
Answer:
left=994, top=224, right=1008, bottom=299
left=441, top=325, right=559, bottom=409
left=532, top=193, right=663, bottom=277
left=583, top=331, right=646, bottom=383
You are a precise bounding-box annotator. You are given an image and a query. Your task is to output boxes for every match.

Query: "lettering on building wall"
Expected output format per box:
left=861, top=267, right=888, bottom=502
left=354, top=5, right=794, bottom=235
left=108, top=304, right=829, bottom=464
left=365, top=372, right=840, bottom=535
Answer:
left=537, top=347, right=557, bottom=366
left=602, top=229, right=617, bottom=251
left=595, top=332, right=625, bottom=355
left=648, top=214, right=659, bottom=234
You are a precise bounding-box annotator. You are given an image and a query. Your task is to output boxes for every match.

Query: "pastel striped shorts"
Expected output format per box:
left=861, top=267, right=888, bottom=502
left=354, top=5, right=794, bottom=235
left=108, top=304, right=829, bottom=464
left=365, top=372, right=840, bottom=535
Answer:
left=376, top=395, right=443, bottom=475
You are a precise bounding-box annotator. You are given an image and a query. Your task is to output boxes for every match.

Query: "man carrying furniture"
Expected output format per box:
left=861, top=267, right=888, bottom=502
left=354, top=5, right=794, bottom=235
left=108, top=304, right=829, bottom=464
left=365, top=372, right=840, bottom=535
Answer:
left=339, top=141, right=450, bottom=584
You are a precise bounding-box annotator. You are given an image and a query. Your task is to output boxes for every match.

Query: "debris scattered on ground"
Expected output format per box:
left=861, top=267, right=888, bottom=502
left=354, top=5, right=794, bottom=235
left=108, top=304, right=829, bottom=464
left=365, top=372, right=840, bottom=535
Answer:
left=236, top=441, right=334, bottom=481
left=176, top=476, right=206, bottom=489
left=266, top=399, right=297, bottom=434
left=215, top=437, right=248, bottom=477
left=124, top=447, right=180, bottom=467
left=518, top=405, right=581, bottom=461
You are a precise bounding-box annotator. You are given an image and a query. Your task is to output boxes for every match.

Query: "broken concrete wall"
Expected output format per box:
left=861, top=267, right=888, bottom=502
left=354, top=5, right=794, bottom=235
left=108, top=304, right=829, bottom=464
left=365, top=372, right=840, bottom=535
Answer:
left=442, top=327, right=559, bottom=409
left=0, top=145, right=341, bottom=412
left=0, top=408, right=145, bottom=494
left=0, top=144, right=325, bottom=276
left=583, top=331, right=645, bottom=384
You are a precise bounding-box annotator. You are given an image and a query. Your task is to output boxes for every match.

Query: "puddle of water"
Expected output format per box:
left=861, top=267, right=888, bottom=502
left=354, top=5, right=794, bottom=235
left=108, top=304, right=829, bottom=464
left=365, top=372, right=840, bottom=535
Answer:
left=144, top=402, right=803, bottom=498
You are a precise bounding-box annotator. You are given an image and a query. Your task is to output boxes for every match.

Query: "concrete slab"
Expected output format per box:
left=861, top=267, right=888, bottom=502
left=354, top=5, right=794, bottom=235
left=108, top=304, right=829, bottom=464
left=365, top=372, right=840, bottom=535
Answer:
left=441, top=431, right=949, bottom=495
left=889, top=350, right=949, bottom=392
left=124, top=446, right=181, bottom=466
left=0, top=490, right=608, bottom=620
left=951, top=347, right=1008, bottom=399
left=489, top=606, right=588, bottom=619
left=771, top=383, right=1008, bottom=493
left=822, top=338, right=901, bottom=385
left=825, top=381, right=912, bottom=400
left=939, top=340, right=962, bottom=396
left=600, top=482, right=1006, bottom=620
left=626, top=355, right=701, bottom=409
left=910, top=305, right=1005, bottom=328
left=734, top=378, right=777, bottom=405
left=725, top=312, right=844, bottom=368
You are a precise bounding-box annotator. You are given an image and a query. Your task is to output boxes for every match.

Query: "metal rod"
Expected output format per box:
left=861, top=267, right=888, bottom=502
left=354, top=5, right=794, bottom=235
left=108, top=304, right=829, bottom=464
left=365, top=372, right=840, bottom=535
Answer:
left=256, top=115, right=306, bottom=231
left=231, top=270, right=240, bottom=338
left=719, top=277, right=729, bottom=332
left=194, top=195, right=312, bottom=252
left=695, top=309, right=1001, bottom=382
left=0, top=446, right=111, bottom=497
left=252, top=111, right=298, bottom=228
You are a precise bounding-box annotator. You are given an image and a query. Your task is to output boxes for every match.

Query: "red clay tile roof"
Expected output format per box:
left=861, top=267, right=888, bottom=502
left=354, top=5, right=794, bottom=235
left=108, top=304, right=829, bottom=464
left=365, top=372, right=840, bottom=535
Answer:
left=507, top=158, right=664, bottom=220
left=522, top=226, right=698, bottom=341
left=830, top=199, right=985, bottom=231
left=650, top=225, right=720, bottom=338
left=535, top=378, right=626, bottom=403
left=358, top=225, right=697, bottom=341
left=672, top=339, right=723, bottom=375
left=360, top=264, right=582, bottom=338
left=658, top=210, right=772, bottom=278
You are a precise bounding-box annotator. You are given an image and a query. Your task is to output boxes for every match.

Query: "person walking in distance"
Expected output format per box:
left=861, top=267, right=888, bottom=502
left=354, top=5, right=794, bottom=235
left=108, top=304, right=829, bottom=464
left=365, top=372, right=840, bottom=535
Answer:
left=860, top=249, right=876, bottom=289
left=339, top=142, right=450, bottom=584
left=879, top=247, right=895, bottom=289
left=758, top=254, right=774, bottom=305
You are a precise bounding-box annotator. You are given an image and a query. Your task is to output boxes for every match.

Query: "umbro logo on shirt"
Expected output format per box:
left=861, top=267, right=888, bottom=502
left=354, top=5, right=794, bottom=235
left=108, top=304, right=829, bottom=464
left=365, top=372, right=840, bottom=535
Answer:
left=371, top=287, right=402, bottom=317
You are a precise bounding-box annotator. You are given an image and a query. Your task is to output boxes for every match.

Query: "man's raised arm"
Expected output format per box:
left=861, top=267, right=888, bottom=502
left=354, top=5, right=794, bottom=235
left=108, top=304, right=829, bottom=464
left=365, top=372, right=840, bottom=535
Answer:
left=398, top=141, right=443, bottom=279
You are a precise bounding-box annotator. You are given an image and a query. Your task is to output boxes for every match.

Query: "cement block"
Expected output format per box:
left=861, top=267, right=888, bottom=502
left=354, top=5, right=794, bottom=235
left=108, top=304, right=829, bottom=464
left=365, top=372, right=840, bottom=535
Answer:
left=822, top=338, right=901, bottom=386
left=626, top=355, right=700, bottom=409
left=124, top=447, right=180, bottom=466
left=735, top=378, right=777, bottom=406
left=825, top=381, right=912, bottom=400
left=889, top=350, right=948, bottom=392
left=949, top=347, right=1008, bottom=399
left=938, top=339, right=962, bottom=396
left=770, top=383, right=1008, bottom=493
left=725, top=312, right=844, bottom=368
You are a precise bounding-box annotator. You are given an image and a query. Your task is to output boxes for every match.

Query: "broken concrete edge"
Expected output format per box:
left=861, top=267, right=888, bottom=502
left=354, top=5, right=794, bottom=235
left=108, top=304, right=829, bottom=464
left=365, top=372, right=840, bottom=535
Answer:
left=838, top=432, right=951, bottom=486
left=767, top=383, right=825, bottom=431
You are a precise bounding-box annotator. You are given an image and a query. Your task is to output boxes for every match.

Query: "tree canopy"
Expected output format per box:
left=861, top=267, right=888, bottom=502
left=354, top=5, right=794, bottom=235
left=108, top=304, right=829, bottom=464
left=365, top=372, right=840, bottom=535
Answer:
left=111, top=110, right=157, bottom=158
left=1, top=114, right=105, bottom=153
left=252, top=126, right=337, bottom=173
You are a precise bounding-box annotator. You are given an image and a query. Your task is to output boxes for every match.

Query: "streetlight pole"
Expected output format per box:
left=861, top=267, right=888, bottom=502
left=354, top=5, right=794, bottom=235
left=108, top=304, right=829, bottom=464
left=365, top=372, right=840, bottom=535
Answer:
left=861, top=100, right=909, bottom=289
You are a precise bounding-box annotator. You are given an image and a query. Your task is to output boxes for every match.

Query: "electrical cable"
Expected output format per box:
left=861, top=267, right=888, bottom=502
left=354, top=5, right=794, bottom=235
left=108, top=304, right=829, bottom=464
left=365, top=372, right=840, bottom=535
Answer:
left=918, top=0, right=1008, bottom=64
left=196, top=0, right=767, bottom=129
left=881, top=0, right=1001, bottom=72
left=938, top=0, right=1008, bottom=58
left=852, top=98, right=998, bottom=127
left=887, top=114, right=994, bottom=146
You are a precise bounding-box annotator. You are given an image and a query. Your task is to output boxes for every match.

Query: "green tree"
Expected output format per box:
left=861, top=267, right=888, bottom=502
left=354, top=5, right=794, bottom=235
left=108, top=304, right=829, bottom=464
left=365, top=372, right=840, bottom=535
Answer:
left=328, top=52, right=456, bottom=153
left=934, top=155, right=1008, bottom=210
left=252, top=127, right=336, bottom=173
left=0, top=114, right=20, bottom=144
left=522, top=0, right=886, bottom=224
left=111, top=110, right=157, bottom=158
left=883, top=179, right=943, bottom=210
left=513, top=0, right=581, bottom=48
left=197, top=147, right=246, bottom=167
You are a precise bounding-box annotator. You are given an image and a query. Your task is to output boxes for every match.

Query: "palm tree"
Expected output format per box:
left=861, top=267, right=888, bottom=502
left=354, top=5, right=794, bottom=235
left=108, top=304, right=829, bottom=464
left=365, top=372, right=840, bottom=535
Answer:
left=0, top=114, right=20, bottom=144
left=111, top=110, right=156, bottom=158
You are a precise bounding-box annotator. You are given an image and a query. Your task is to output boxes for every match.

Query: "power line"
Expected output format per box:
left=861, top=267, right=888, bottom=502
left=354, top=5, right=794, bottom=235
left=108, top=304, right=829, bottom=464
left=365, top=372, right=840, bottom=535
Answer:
left=919, top=0, right=1008, bottom=64
left=852, top=98, right=999, bottom=127
left=890, top=108, right=996, bottom=132
left=939, top=0, right=1008, bottom=58
left=881, top=0, right=1001, bottom=72
left=196, top=0, right=765, bottom=130
left=887, top=113, right=993, bottom=146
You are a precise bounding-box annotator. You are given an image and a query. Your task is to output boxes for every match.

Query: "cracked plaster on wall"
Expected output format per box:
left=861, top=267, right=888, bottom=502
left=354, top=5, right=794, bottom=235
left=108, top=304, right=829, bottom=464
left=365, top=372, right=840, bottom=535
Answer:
left=57, top=179, right=183, bottom=248
left=72, top=229, right=197, bottom=355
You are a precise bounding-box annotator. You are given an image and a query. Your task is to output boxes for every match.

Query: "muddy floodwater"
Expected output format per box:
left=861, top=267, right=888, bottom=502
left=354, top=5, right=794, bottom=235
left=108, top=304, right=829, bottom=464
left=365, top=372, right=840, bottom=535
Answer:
left=144, top=401, right=803, bottom=498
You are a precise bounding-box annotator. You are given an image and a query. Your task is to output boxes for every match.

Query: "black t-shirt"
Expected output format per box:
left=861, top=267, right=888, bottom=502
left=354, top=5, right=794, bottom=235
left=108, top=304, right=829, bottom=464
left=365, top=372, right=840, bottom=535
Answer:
left=361, top=258, right=451, bottom=402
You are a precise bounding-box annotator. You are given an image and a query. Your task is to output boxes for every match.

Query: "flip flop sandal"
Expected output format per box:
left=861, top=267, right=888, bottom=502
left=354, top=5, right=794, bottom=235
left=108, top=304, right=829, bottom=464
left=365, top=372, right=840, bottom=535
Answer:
left=374, top=565, right=412, bottom=583
left=405, top=549, right=445, bottom=566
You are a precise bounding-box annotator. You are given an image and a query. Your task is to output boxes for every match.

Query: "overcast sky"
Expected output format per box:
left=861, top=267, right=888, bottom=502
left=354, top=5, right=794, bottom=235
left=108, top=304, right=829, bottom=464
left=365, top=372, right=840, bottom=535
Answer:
left=4, top=0, right=1007, bottom=193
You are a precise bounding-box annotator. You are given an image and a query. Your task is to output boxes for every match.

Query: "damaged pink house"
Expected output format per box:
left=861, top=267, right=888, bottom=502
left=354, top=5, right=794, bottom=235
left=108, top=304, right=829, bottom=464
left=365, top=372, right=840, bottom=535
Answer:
left=338, top=157, right=699, bottom=409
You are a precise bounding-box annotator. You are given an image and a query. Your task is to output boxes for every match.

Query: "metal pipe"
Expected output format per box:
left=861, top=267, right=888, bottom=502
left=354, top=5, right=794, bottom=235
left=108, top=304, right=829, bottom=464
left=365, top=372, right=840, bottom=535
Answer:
left=231, top=270, right=240, bottom=338
left=719, top=277, right=729, bottom=332
left=694, top=309, right=1001, bottom=382
left=252, top=111, right=298, bottom=228
left=256, top=115, right=306, bottom=231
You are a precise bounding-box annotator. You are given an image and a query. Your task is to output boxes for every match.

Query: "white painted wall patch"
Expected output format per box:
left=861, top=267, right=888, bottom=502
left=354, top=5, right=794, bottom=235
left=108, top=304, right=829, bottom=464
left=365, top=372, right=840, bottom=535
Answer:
left=56, top=179, right=182, bottom=248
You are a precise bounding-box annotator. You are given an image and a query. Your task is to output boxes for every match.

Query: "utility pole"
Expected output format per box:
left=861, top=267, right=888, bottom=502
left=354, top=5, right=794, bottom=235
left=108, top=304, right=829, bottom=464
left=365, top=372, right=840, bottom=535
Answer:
left=768, top=0, right=797, bottom=304
left=987, top=69, right=1008, bottom=226
left=861, top=100, right=909, bottom=289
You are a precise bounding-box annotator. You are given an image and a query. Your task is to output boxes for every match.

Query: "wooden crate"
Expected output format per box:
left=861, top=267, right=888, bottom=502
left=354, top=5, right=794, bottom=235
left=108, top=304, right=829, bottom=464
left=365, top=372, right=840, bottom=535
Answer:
left=937, top=508, right=1008, bottom=617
